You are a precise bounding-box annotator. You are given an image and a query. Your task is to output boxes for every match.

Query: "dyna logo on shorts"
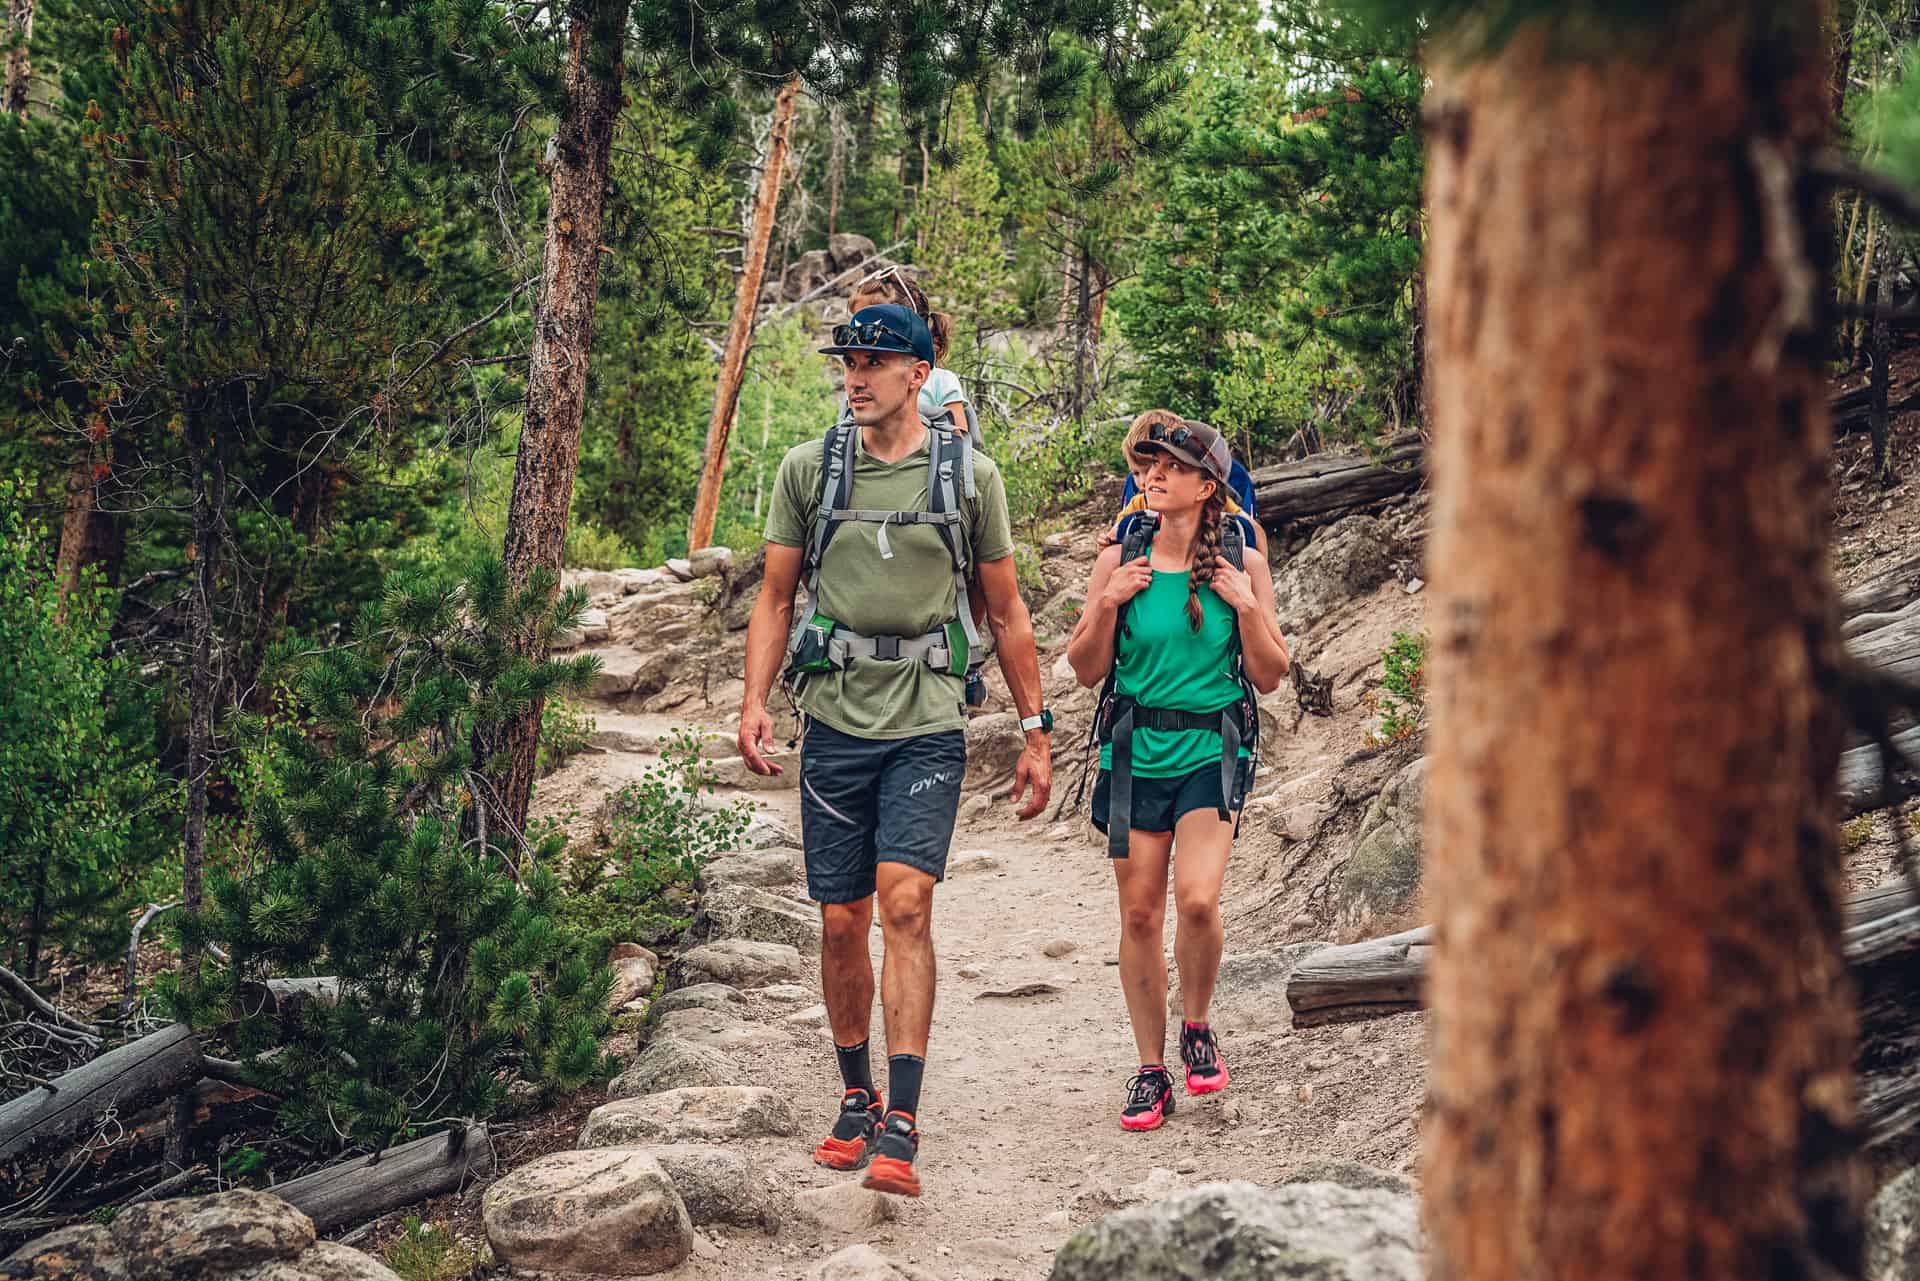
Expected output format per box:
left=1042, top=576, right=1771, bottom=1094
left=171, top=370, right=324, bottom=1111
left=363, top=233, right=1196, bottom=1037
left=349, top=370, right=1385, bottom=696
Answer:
left=908, top=770, right=956, bottom=798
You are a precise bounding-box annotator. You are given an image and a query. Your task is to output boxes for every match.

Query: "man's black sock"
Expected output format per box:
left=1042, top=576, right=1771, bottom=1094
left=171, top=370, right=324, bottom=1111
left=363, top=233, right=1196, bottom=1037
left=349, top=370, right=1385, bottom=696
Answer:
left=835, top=1040, right=874, bottom=1095
left=888, top=1053, right=926, bottom=1120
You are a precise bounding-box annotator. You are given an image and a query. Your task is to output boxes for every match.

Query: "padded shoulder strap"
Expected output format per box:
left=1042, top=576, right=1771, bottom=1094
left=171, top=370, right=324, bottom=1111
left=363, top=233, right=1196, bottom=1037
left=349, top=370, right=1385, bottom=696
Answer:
left=807, top=424, right=857, bottom=580
left=1221, top=514, right=1247, bottom=572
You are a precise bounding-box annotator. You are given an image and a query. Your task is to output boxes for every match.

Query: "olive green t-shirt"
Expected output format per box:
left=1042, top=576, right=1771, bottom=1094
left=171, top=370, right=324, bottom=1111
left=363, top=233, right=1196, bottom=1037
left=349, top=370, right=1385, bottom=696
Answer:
left=1098, top=568, right=1252, bottom=778
left=766, top=428, right=1014, bottom=740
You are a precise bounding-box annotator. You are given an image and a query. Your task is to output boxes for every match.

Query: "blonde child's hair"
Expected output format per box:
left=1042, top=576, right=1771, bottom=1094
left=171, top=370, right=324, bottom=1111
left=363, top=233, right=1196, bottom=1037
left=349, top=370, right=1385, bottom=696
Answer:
left=848, top=265, right=954, bottom=365
left=1123, top=410, right=1185, bottom=474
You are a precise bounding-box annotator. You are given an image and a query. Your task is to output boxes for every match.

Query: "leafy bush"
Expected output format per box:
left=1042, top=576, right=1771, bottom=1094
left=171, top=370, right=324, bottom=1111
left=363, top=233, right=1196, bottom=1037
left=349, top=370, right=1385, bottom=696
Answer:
left=0, top=478, right=174, bottom=977
left=181, top=557, right=619, bottom=1151
left=1369, top=630, right=1427, bottom=745
left=565, top=519, right=637, bottom=571
left=537, top=698, right=598, bottom=775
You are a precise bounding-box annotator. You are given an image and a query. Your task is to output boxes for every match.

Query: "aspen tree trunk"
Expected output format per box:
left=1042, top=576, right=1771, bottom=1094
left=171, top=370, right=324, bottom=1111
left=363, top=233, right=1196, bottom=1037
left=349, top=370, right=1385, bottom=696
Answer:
left=1421, top=13, right=1861, bottom=1281
left=688, top=73, right=800, bottom=554
left=475, top=0, right=628, bottom=841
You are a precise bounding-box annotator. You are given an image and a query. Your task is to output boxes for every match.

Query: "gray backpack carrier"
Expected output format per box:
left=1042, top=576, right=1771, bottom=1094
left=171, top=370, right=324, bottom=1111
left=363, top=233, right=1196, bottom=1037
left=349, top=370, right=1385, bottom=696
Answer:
left=782, top=413, right=987, bottom=705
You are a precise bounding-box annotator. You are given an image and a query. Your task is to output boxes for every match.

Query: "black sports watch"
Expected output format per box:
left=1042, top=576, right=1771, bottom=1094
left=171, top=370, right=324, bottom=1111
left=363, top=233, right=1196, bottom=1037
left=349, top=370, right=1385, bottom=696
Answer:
left=1018, top=709, right=1054, bottom=734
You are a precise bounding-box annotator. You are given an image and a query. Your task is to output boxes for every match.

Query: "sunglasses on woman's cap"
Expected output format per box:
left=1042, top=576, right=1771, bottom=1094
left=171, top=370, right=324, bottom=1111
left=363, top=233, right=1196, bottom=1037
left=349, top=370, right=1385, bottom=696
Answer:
left=1138, top=418, right=1233, bottom=484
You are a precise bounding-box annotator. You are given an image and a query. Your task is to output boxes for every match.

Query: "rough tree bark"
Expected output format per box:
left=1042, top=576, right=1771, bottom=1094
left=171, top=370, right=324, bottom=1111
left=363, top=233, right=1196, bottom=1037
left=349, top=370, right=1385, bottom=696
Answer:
left=54, top=456, right=124, bottom=599
left=4, top=0, right=32, bottom=118
left=1421, top=14, right=1860, bottom=1281
left=471, top=0, right=628, bottom=841
left=688, top=73, right=800, bottom=554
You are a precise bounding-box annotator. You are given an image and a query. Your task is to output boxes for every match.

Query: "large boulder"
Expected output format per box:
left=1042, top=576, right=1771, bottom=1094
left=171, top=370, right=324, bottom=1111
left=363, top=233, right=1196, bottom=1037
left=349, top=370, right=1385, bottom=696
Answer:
left=608, top=952, right=657, bottom=1011
left=482, top=1149, right=691, bottom=1277
left=794, top=1183, right=899, bottom=1232
left=700, top=883, right=822, bottom=953
left=580, top=1086, right=797, bottom=1146
left=651, top=982, right=750, bottom=1017
left=827, top=233, right=879, bottom=272
left=653, top=1005, right=780, bottom=1053
left=1049, top=1181, right=1422, bottom=1281
left=632, top=1144, right=779, bottom=1231
left=604, top=580, right=708, bottom=645
left=781, top=249, right=836, bottom=302
left=699, top=848, right=800, bottom=891
left=1869, top=1165, right=1920, bottom=1281
left=1280, top=1161, right=1413, bottom=1197
left=225, top=1243, right=402, bottom=1281
left=1337, top=757, right=1427, bottom=927
left=609, top=1036, right=741, bottom=1097
left=0, top=1226, right=127, bottom=1281
left=1272, top=515, right=1394, bottom=635
left=687, top=546, right=733, bottom=578
left=675, top=938, right=805, bottom=988
left=112, top=1191, right=314, bottom=1281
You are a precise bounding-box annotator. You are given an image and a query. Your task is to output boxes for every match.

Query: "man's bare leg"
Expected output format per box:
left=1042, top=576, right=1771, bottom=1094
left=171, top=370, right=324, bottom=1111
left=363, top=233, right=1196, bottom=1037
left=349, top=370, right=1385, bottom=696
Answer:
left=820, top=897, right=876, bottom=1047
left=874, top=862, right=936, bottom=1057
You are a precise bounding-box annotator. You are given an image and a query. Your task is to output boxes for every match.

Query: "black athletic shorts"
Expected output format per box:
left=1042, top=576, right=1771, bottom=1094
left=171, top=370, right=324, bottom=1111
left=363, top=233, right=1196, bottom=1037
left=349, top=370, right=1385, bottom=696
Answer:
left=798, top=718, right=967, bottom=903
left=1090, top=757, right=1251, bottom=857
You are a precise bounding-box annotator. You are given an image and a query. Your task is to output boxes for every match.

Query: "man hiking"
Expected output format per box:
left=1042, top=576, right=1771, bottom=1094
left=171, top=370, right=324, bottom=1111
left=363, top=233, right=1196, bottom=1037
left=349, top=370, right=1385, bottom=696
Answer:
left=738, top=303, right=1054, bottom=1198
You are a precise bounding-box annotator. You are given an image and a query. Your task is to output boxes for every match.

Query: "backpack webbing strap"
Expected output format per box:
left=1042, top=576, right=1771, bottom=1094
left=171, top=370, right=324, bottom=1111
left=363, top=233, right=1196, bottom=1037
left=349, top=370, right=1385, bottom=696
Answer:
left=926, top=432, right=983, bottom=662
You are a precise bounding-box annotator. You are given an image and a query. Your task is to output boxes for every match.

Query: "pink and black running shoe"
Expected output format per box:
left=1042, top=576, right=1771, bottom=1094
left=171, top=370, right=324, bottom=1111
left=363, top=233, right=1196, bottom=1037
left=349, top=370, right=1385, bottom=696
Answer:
left=1120, top=1065, right=1176, bottom=1131
left=1180, top=1022, right=1229, bottom=1095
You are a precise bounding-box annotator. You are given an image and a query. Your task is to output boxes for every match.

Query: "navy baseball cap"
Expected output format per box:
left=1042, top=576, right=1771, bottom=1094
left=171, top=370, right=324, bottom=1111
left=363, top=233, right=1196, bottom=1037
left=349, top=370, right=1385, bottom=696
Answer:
left=820, top=303, right=936, bottom=365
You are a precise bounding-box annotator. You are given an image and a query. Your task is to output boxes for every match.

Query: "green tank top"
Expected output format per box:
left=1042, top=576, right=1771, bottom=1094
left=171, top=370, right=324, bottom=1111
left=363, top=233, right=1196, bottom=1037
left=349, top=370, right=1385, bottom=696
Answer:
left=1098, top=567, right=1251, bottom=779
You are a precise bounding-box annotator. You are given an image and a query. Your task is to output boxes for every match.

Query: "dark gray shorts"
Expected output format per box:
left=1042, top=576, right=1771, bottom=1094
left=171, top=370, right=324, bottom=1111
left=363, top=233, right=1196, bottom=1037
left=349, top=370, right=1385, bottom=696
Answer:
left=799, top=718, right=966, bottom=904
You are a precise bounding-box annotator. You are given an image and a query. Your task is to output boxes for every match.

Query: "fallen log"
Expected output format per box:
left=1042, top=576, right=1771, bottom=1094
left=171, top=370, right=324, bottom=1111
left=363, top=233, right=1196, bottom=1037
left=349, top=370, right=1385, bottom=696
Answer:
left=1843, top=552, right=1920, bottom=624
left=0, top=1024, right=202, bottom=1165
left=234, top=976, right=342, bottom=1030
left=1287, top=883, right=1920, bottom=1147
left=1838, top=727, right=1920, bottom=817
left=273, top=1124, right=494, bottom=1233
left=1249, top=435, right=1424, bottom=530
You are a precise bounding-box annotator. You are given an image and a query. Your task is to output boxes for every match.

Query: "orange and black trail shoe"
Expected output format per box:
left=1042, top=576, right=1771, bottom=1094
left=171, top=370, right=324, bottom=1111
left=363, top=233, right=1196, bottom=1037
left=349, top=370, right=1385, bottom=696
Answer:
left=860, top=1110, right=921, bottom=1197
left=813, top=1086, right=884, bottom=1170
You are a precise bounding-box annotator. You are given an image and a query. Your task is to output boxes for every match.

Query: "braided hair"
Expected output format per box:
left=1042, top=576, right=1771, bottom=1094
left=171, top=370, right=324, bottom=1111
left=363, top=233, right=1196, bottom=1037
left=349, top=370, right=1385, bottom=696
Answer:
left=1185, top=485, right=1229, bottom=633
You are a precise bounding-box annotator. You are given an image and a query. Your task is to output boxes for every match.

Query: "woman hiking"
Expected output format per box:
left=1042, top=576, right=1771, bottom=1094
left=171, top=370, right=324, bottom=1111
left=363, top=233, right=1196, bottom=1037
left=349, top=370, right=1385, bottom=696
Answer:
left=1066, top=418, right=1290, bottom=1131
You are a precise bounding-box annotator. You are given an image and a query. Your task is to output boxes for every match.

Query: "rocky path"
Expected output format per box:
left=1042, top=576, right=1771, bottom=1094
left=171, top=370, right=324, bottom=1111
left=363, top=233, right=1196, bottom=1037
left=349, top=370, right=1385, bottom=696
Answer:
left=493, top=681, right=1429, bottom=1281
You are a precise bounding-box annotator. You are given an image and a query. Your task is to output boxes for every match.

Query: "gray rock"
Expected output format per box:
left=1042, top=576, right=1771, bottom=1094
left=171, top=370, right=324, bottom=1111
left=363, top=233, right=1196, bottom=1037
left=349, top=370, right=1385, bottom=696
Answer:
left=110, top=1190, right=313, bottom=1281
left=610, top=941, right=660, bottom=966
left=794, top=1183, right=899, bottom=1232
left=227, top=1243, right=404, bottom=1281
left=580, top=1086, right=797, bottom=1146
left=676, top=938, right=804, bottom=988
left=757, top=982, right=815, bottom=1004
left=1035, top=589, right=1087, bottom=640
left=702, top=883, right=822, bottom=953
left=565, top=570, right=626, bottom=599
left=781, top=248, right=836, bottom=302
left=700, top=849, right=800, bottom=890
left=688, top=546, right=733, bottom=578
left=614, top=567, right=669, bottom=594
left=603, top=580, right=704, bottom=643
left=653, top=1005, right=781, bottom=1052
left=1272, top=515, right=1394, bottom=634
left=664, top=557, right=695, bottom=581
left=1, top=1225, right=127, bottom=1281
left=1337, top=758, right=1427, bottom=926
left=1280, top=1160, right=1412, bottom=1197
left=963, top=714, right=1026, bottom=791
left=609, top=954, right=658, bottom=1011
left=1049, top=1180, right=1421, bottom=1281
left=482, top=1149, right=691, bottom=1277
left=948, top=850, right=1003, bottom=875
left=740, top=811, right=801, bottom=850
left=651, top=982, right=749, bottom=1017
left=809, top=1244, right=940, bottom=1281
left=827, top=233, right=879, bottom=272
left=1168, top=942, right=1328, bottom=1031
left=632, top=1144, right=778, bottom=1232
left=1869, top=1165, right=1920, bottom=1281
left=708, top=754, right=801, bottom=791
left=609, top=1036, right=741, bottom=1097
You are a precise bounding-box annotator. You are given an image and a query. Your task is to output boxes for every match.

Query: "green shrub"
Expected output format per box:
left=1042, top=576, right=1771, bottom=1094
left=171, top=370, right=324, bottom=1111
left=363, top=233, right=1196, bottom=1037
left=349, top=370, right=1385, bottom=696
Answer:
left=384, top=1217, right=487, bottom=1281
left=537, top=698, right=598, bottom=775
left=1369, top=630, right=1428, bottom=745
left=0, top=477, right=174, bottom=977
left=565, top=519, right=636, bottom=571
left=181, top=557, right=619, bottom=1151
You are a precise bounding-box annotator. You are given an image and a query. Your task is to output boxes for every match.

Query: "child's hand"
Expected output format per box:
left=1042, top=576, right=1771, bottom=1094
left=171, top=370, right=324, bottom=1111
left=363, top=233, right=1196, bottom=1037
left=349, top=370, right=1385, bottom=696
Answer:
left=1096, top=526, right=1120, bottom=550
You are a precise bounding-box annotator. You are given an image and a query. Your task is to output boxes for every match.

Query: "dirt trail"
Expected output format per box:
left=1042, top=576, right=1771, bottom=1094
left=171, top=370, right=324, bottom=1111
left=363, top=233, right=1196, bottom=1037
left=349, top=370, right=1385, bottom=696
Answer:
left=531, top=688, right=1427, bottom=1281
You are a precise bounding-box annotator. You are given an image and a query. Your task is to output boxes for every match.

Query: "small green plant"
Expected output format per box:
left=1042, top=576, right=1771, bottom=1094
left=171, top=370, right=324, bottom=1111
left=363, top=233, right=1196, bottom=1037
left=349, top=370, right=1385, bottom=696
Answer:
left=1842, top=814, right=1876, bottom=853
left=566, top=519, right=637, bottom=571
left=604, top=729, right=753, bottom=897
left=537, top=698, right=598, bottom=775
left=221, top=1144, right=268, bottom=1182
left=1370, top=630, right=1428, bottom=746
left=384, top=1218, right=487, bottom=1281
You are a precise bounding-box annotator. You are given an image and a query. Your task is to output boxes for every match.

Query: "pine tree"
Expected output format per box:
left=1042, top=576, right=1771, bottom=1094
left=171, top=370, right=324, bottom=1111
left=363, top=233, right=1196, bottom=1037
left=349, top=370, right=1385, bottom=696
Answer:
left=180, top=557, right=614, bottom=1150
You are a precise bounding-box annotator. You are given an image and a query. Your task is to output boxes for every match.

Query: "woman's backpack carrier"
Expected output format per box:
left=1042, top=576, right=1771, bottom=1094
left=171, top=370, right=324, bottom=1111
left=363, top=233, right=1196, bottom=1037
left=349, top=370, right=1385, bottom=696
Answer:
left=782, top=416, right=987, bottom=704
left=1082, top=509, right=1261, bottom=858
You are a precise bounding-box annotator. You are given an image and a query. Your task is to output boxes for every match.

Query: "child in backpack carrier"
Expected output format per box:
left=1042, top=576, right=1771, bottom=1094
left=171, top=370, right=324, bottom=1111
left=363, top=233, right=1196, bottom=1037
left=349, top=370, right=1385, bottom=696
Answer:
left=845, top=266, right=979, bottom=445
left=1103, top=411, right=1265, bottom=556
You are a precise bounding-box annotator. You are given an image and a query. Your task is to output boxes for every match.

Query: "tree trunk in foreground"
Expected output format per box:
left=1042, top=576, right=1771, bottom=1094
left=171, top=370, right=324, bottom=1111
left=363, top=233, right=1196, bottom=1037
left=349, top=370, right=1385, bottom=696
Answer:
left=1422, top=14, right=1860, bottom=1281
left=474, top=0, right=627, bottom=842
left=688, top=73, right=800, bottom=554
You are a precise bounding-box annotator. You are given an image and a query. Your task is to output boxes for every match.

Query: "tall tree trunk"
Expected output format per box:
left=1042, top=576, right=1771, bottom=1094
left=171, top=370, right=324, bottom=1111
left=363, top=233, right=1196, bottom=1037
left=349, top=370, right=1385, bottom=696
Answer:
left=472, top=0, right=628, bottom=843
left=687, top=73, right=800, bottom=554
left=54, top=453, right=125, bottom=597
left=826, top=101, right=845, bottom=241
left=1421, top=15, right=1859, bottom=1281
left=1870, top=217, right=1896, bottom=487
left=182, top=411, right=224, bottom=991
left=1853, top=210, right=1877, bottom=366
left=3, top=0, right=32, bottom=118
